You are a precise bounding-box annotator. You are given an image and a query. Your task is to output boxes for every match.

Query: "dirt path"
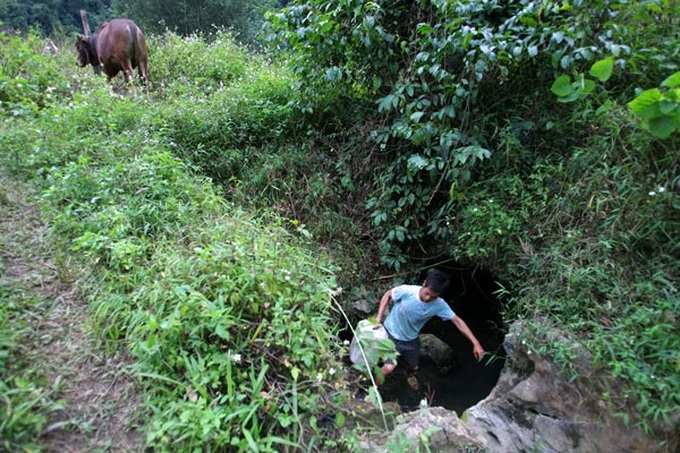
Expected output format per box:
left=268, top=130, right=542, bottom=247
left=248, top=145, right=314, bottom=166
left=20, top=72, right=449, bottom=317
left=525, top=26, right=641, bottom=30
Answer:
left=0, top=174, right=142, bottom=452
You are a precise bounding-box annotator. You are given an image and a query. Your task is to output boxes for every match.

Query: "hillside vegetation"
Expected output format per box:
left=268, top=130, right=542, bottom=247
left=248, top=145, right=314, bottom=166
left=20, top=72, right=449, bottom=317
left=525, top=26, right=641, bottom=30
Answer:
left=1, top=0, right=678, bottom=450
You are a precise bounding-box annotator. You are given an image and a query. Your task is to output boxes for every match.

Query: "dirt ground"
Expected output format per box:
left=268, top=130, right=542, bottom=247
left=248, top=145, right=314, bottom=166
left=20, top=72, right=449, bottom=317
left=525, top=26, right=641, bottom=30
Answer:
left=0, top=174, right=142, bottom=452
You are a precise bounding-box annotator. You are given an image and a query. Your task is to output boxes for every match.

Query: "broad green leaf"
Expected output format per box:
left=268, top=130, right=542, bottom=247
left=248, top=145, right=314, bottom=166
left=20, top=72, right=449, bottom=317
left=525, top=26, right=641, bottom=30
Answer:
left=377, top=94, right=396, bottom=112
left=417, top=23, right=433, bottom=35
left=551, top=75, right=574, bottom=97
left=649, top=116, right=677, bottom=138
left=407, top=154, right=429, bottom=173
left=659, top=99, right=679, bottom=115
left=582, top=79, right=596, bottom=95
left=335, top=411, right=345, bottom=427
left=661, top=72, right=680, bottom=88
left=628, top=89, right=663, bottom=115
left=589, top=58, right=614, bottom=82
left=453, top=146, right=491, bottom=164
left=557, top=92, right=580, bottom=103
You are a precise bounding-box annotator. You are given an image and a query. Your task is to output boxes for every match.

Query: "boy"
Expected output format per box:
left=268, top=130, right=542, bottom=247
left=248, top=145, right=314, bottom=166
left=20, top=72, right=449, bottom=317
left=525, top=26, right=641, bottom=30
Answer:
left=375, top=269, right=485, bottom=379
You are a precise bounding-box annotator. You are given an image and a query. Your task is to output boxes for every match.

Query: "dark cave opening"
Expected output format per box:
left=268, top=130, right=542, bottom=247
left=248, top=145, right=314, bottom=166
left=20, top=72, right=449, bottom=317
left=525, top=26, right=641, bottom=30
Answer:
left=344, top=263, right=510, bottom=415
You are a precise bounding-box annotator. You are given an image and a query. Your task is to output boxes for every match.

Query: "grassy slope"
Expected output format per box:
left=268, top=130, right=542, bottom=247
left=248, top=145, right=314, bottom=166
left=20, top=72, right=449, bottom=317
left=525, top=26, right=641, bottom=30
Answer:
left=1, top=31, right=354, bottom=451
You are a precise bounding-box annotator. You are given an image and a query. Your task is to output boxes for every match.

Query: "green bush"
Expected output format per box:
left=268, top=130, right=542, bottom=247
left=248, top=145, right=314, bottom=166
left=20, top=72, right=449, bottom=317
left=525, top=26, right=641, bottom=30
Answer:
left=148, top=31, right=250, bottom=92
left=0, top=30, right=71, bottom=118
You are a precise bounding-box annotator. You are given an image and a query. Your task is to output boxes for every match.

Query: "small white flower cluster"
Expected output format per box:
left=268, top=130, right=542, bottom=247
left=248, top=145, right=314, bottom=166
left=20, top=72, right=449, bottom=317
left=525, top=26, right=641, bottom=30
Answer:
left=229, top=351, right=242, bottom=363
left=315, top=368, right=337, bottom=382
left=648, top=186, right=666, bottom=196
left=281, top=269, right=291, bottom=281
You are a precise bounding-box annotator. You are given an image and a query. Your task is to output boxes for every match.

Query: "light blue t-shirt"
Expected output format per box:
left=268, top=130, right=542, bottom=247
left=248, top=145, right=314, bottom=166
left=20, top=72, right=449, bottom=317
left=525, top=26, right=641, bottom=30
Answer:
left=383, top=284, right=455, bottom=341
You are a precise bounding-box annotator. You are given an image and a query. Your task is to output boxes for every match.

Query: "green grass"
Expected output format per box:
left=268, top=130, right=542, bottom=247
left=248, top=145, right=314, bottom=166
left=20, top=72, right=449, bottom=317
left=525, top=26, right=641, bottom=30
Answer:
left=0, top=175, right=57, bottom=451
left=1, top=30, right=357, bottom=451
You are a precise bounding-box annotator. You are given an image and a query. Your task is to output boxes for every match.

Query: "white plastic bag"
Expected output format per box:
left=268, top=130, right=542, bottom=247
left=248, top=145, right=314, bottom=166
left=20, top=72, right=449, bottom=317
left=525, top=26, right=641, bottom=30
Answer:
left=349, top=319, right=388, bottom=365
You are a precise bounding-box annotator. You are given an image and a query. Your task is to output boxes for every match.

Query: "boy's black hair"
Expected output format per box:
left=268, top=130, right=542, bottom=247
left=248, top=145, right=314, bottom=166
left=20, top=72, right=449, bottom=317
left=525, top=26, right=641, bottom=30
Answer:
left=424, top=269, right=450, bottom=294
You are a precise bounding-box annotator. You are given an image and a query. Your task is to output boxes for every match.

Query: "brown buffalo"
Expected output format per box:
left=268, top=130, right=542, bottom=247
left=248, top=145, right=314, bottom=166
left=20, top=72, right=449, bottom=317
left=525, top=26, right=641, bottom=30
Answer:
left=76, top=19, right=149, bottom=83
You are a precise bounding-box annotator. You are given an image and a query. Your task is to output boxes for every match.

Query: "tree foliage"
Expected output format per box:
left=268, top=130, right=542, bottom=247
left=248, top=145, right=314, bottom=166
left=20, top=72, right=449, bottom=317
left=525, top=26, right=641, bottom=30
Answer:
left=0, top=0, right=112, bottom=35
left=266, top=0, right=679, bottom=269
left=111, top=0, right=278, bottom=45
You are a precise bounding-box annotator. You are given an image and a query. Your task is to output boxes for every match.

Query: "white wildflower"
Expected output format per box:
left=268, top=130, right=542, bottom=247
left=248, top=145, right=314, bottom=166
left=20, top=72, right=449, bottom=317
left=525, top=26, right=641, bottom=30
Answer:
left=649, top=191, right=656, bottom=196
left=316, top=373, right=324, bottom=382
left=343, top=340, right=350, bottom=346
left=329, top=367, right=336, bottom=376
left=658, top=187, right=665, bottom=193
left=231, top=353, right=242, bottom=363
left=419, top=398, right=429, bottom=409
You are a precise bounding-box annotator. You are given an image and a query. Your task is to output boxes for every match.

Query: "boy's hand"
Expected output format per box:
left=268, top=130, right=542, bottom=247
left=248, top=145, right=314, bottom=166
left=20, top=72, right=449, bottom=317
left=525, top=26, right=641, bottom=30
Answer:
left=472, top=343, right=485, bottom=362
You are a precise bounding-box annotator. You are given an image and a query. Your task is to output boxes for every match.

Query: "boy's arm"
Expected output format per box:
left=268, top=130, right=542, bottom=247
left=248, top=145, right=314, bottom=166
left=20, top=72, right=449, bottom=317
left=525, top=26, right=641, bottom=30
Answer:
left=375, top=289, right=393, bottom=324
left=451, top=316, right=485, bottom=361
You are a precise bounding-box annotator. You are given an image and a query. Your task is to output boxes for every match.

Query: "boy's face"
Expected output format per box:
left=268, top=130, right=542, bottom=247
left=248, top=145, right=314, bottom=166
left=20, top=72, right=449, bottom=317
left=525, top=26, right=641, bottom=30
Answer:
left=419, top=283, right=440, bottom=302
